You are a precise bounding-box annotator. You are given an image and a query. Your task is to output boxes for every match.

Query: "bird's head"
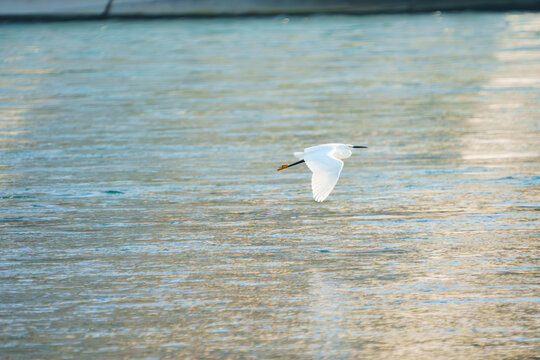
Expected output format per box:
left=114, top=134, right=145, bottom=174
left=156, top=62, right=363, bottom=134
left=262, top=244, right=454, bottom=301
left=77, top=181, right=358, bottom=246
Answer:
left=334, top=144, right=367, bottom=159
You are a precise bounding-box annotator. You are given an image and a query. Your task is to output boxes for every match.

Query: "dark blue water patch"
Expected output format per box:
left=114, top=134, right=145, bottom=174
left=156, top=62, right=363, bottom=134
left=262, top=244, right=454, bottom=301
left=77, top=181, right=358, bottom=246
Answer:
left=0, top=195, right=36, bottom=199
left=490, top=175, right=540, bottom=187
left=103, top=190, right=124, bottom=194
left=0, top=217, right=26, bottom=222
left=422, top=297, right=540, bottom=305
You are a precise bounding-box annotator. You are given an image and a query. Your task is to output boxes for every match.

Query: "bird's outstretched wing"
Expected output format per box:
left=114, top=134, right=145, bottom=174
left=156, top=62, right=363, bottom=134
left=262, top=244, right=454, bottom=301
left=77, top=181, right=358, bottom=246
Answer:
left=304, top=149, right=344, bottom=202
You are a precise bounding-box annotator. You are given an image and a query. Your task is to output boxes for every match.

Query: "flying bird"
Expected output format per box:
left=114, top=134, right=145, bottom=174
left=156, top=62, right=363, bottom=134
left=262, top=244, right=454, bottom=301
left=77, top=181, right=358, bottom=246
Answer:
left=277, top=143, right=367, bottom=202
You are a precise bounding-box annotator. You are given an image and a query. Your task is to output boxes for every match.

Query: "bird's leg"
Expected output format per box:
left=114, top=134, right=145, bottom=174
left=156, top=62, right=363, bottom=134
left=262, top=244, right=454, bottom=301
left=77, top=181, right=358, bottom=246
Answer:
left=277, top=159, right=305, bottom=171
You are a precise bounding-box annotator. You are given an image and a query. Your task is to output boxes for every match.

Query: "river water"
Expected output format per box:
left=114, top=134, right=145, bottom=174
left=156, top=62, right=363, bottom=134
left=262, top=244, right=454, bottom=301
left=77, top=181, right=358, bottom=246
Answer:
left=1, top=12, right=539, bottom=359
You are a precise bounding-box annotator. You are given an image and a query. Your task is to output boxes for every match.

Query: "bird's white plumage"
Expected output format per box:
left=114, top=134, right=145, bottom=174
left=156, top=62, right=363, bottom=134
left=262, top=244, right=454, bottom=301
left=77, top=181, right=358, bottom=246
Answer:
left=280, top=143, right=365, bottom=202
left=294, top=143, right=354, bottom=202
left=304, top=149, right=344, bottom=202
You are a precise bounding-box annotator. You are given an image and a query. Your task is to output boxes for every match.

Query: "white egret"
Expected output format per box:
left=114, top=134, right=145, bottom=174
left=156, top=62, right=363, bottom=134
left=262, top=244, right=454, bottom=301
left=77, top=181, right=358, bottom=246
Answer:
left=277, top=143, right=368, bottom=202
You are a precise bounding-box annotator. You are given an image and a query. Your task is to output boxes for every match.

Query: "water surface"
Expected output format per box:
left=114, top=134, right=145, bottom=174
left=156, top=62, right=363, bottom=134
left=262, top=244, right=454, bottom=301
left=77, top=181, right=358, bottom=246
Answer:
left=1, top=12, right=539, bottom=359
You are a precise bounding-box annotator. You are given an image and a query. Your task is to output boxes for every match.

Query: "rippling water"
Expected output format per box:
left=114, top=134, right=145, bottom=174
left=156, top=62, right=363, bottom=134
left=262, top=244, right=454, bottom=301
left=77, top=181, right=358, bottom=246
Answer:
left=1, top=12, right=539, bottom=359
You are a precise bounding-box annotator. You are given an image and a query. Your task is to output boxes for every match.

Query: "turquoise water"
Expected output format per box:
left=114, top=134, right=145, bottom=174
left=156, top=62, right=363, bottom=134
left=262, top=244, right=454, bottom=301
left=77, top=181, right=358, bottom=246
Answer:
left=1, top=13, right=539, bottom=359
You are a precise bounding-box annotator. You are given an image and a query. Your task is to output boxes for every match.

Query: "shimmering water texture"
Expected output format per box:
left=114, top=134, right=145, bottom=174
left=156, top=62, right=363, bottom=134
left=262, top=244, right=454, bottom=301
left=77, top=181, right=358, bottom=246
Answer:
left=1, top=12, right=539, bottom=360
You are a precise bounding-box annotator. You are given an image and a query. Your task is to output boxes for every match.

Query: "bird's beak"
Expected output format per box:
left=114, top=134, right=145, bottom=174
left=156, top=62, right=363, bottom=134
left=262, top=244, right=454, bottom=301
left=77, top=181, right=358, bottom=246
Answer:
left=353, top=146, right=368, bottom=149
